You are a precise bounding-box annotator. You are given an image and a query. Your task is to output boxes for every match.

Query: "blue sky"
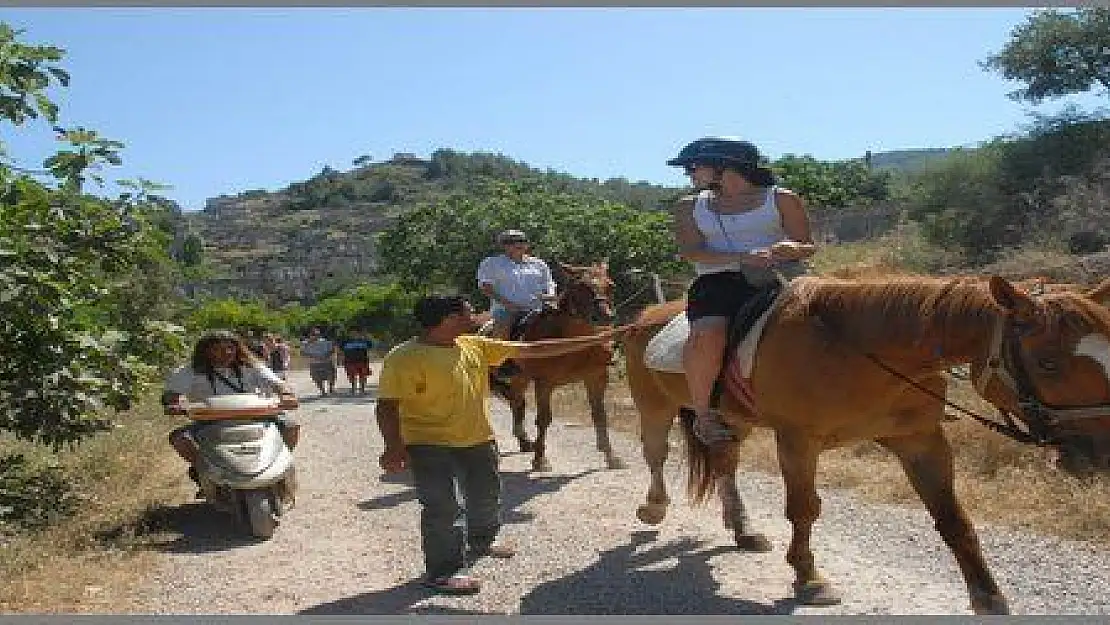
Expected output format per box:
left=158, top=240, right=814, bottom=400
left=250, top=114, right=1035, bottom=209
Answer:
left=2, top=8, right=1105, bottom=211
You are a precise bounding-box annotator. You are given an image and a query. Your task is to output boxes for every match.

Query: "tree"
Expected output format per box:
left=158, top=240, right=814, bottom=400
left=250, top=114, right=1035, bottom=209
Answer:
left=376, top=178, right=685, bottom=314
left=0, top=23, right=185, bottom=450
left=0, top=23, right=68, bottom=129
left=185, top=298, right=285, bottom=335
left=298, top=283, right=421, bottom=343
left=771, top=155, right=891, bottom=209
left=181, top=233, right=203, bottom=267
left=902, top=147, right=1011, bottom=260
left=982, top=8, right=1110, bottom=103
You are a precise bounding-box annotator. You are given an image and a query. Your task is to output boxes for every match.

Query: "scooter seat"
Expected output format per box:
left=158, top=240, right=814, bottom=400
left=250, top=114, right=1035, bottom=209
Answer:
left=195, top=421, right=268, bottom=445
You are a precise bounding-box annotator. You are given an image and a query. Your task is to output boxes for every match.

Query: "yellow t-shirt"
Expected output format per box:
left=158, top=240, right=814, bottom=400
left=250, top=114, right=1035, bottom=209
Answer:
left=378, top=334, right=518, bottom=447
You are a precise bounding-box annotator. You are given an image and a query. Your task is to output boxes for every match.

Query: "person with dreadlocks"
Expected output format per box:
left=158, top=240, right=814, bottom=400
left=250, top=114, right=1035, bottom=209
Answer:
left=162, top=330, right=300, bottom=496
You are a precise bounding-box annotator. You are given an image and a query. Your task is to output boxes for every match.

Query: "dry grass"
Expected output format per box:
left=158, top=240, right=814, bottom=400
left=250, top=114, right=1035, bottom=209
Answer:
left=547, top=372, right=1110, bottom=546
left=0, top=398, right=188, bottom=613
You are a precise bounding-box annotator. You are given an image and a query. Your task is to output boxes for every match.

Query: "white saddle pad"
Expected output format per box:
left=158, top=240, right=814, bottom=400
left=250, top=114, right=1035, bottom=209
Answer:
left=643, top=294, right=784, bottom=379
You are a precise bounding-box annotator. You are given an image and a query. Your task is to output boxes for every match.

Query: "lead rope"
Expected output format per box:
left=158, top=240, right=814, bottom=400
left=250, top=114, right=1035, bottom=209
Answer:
left=832, top=313, right=1044, bottom=446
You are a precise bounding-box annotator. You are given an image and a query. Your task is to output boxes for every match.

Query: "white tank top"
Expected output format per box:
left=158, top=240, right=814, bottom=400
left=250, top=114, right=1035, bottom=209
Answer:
left=692, top=187, right=785, bottom=277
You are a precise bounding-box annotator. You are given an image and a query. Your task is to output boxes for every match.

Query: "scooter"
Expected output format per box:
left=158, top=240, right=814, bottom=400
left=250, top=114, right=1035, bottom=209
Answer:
left=166, top=393, right=300, bottom=540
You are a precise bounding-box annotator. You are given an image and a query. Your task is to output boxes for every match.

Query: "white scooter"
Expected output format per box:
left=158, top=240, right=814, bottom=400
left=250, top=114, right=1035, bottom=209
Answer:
left=167, top=393, right=300, bottom=540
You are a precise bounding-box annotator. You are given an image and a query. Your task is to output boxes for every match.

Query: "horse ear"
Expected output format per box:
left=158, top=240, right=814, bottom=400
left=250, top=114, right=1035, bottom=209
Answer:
left=1085, top=277, right=1110, bottom=307
left=989, top=275, right=1037, bottom=322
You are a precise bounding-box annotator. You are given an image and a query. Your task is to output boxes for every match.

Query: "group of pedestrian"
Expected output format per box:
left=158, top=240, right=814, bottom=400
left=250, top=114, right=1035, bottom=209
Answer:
left=299, top=326, right=377, bottom=396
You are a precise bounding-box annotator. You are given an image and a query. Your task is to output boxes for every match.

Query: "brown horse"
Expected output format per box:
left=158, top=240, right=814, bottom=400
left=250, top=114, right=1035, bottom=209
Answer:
left=496, top=261, right=627, bottom=472
left=624, top=273, right=1110, bottom=615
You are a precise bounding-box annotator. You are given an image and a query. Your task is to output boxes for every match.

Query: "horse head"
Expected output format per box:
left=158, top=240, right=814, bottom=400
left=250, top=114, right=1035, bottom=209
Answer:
left=971, top=275, right=1110, bottom=455
left=553, top=260, right=615, bottom=326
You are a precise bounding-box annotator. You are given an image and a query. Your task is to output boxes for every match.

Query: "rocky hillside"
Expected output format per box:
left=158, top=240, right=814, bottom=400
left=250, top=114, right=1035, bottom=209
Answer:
left=180, top=150, right=683, bottom=306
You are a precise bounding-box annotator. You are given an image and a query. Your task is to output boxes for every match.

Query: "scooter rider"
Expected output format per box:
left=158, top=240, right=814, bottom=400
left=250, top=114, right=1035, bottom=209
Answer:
left=162, top=330, right=301, bottom=494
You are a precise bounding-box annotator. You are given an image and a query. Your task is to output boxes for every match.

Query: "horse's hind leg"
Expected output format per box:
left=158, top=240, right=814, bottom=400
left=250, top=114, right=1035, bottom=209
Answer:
left=718, top=426, right=771, bottom=552
left=776, top=429, right=841, bottom=606
left=878, top=428, right=1009, bottom=615
left=530, top=381, right=554, bottom=472
left=507, top=379, right=534, bottom=453
left=585, top=373, right=626, bottom=470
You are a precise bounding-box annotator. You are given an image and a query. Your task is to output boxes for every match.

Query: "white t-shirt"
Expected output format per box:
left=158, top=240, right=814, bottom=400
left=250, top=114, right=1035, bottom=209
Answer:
left=476, top=254, right=556, bottom=314
left=165, top=364, right=283, bottom=401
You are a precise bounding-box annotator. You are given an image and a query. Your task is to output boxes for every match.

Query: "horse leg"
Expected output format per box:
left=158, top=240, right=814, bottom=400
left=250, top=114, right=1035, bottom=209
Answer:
left=585, top=373, right=626, bottom=470
left=776, top=429, right=841, bottom=606
left=507, top=379, right=533, bottom=453
left=878, top=428, right=1009, bottom=615
left=636, top=404, right=674, bottom=525
left=531, top=380, right=554, bottom=472
left=718, top=426, right=771, bottom=552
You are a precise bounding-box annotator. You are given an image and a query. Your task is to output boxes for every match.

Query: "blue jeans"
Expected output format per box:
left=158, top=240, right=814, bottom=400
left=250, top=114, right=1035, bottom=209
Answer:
left=406, top=440, right=502, bottom=580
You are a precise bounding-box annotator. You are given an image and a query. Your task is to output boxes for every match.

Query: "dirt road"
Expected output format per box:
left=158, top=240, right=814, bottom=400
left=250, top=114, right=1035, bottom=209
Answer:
left=127, top=368, right=1110, bottom=615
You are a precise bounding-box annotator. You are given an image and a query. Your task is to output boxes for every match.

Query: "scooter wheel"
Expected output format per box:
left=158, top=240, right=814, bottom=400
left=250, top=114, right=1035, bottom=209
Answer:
left=240, top=490, right=280, bottom=539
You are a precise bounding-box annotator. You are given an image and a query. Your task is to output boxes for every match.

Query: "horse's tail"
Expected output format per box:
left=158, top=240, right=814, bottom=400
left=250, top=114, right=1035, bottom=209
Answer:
left=678, top=407, right=719, bottom=504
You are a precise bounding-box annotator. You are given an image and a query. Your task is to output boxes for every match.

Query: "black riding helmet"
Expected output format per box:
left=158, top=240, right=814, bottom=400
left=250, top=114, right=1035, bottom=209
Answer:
left=666, top=137, right=763, bottom=171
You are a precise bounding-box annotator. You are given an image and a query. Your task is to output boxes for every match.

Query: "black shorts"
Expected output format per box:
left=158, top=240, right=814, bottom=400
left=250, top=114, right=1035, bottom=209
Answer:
left=686, top=271, right=762, bottom=323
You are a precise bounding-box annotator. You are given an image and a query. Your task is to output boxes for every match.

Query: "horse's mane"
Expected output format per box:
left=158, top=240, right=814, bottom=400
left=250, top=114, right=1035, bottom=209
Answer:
left=786, top=275, right=1001, bottom=352
left=790, top=274, right=1093, bottom=351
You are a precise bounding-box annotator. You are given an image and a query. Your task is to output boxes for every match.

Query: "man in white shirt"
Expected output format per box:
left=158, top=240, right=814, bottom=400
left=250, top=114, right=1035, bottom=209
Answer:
left=476, top=229, right=557, bottom=340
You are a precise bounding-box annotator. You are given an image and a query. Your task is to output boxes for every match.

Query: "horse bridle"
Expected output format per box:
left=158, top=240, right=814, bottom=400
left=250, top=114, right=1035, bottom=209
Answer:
left=556, top=280, right=614, bottom=326
left=839, top=306, right=1110, bottom=447
left=973, top=313, right=1110, bottom=445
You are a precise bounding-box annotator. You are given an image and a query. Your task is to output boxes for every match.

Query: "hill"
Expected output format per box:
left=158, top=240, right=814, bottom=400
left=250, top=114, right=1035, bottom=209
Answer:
left=180, top=150, right=683, bottom=306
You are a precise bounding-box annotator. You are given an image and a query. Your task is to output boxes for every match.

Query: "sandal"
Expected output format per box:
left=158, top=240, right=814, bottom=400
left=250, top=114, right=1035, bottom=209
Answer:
left=471, top=542, right=516, bottom=559
left=423, top=573, right=482, bottom=595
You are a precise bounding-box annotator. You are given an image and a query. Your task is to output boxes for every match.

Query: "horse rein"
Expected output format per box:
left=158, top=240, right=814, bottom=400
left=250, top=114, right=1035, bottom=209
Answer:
left=853, top=311, right=1110, bottom=447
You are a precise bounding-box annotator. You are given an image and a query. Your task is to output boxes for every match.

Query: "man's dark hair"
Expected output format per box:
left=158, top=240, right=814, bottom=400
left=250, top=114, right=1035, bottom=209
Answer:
left=414, top=295, right=469, bottom=329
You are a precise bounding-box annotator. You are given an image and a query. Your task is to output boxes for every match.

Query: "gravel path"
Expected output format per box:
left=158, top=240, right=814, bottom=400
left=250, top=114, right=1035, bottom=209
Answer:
left=128, top=368, right=1110, bottom=615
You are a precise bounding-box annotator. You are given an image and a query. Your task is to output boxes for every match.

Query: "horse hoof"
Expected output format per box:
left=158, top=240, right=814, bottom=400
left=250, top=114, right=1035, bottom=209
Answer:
left=532, top=458, right=552, bottom=472
left=636, top=503, right=667, bottom=525
left=605, top=455, right=628, bottom=470
left=970, top=591, right=1010, bottom=615
left=518, top=440, right=535, bottom=453
left=734, top=532, right=772, bottom=553
left=794, top=580, right=842, bottom=606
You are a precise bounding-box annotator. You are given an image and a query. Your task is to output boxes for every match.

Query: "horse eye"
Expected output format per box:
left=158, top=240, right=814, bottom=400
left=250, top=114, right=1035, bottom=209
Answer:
left=1037, top=358, right=1059, bottom=373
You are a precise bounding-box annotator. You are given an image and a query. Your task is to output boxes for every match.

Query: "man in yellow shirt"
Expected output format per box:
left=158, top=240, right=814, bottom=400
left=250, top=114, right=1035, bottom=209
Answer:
left=376, top=294, right=626, bottom=595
